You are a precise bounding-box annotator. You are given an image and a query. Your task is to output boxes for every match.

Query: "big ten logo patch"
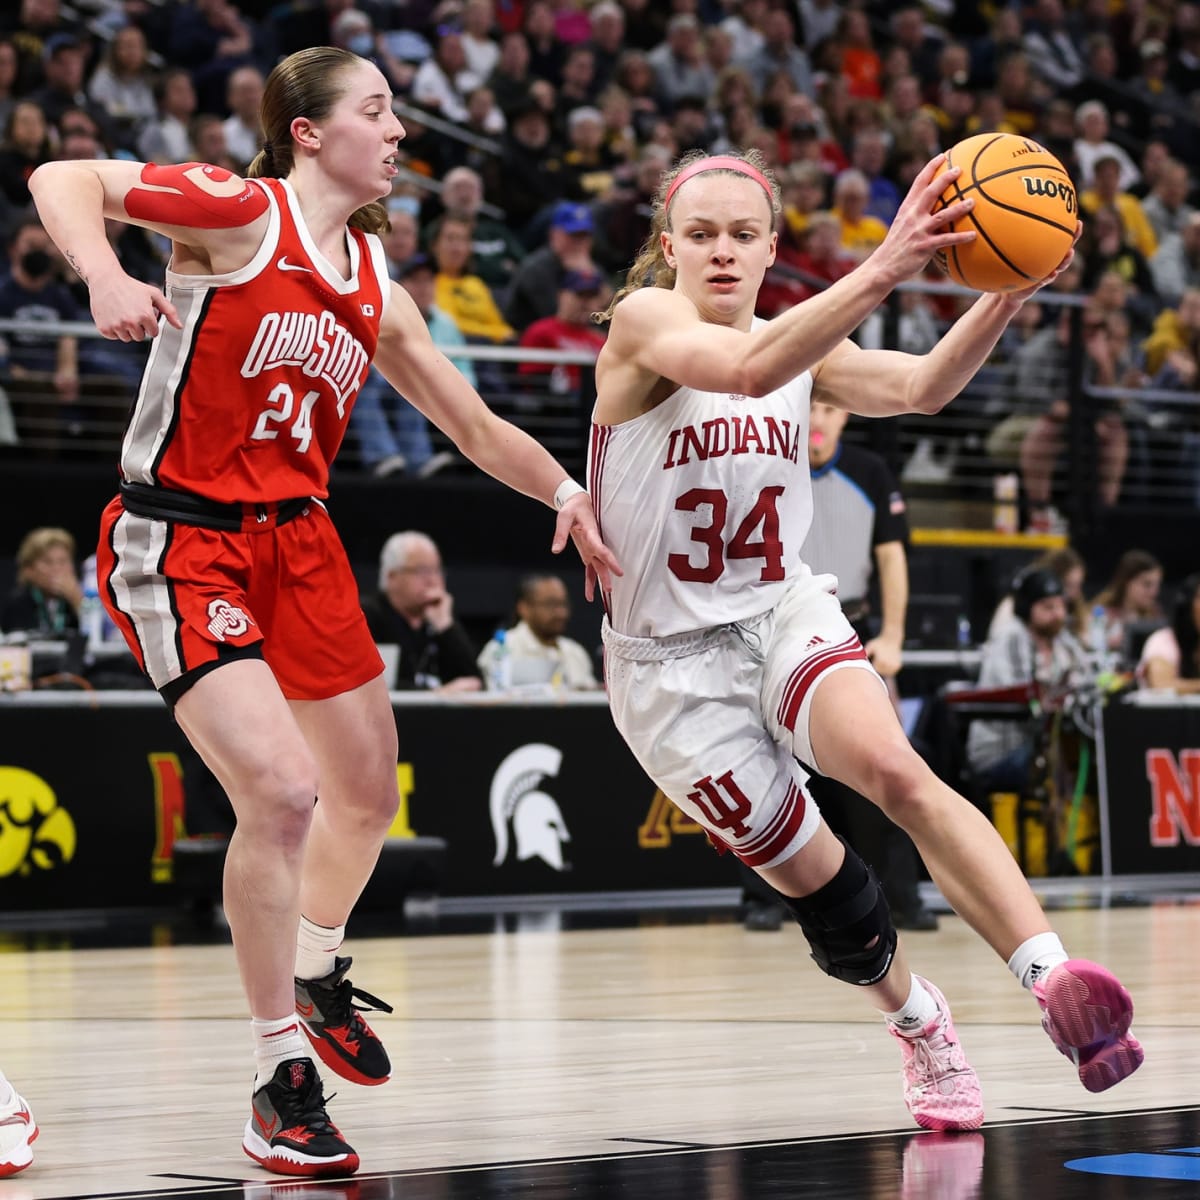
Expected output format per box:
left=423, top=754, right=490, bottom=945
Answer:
left=490, top=744, right=571, bottom=872
left=1145, top=749, right=1200, bottom=846
left=638, top=789, right=705, bottom=849
left=0, top=766, right=77, bottom=877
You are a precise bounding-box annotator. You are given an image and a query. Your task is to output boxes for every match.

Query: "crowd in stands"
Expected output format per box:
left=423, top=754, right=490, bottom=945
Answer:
left=2, top=0, right=1200, bottom=510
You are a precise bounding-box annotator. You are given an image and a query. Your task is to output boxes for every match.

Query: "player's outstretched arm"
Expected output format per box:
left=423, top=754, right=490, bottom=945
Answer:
left=608, top=155, right=979, bottom=401
left=812, top=227, right=1081, bottom=417
left=373, top=284, right=622, bottom=597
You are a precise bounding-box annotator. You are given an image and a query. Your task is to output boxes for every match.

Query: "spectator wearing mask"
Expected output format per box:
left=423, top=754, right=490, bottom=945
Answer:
left=967, top=568, right=1090, bottom=797
left=362, top=532, right=483, bottom=692
left=478, top=572, right=598, bottom=690
left=0, top=217, right=81, bottom=447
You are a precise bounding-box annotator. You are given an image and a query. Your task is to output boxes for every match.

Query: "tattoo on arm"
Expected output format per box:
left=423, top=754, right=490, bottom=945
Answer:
left=65, top=252, right=86, bottom=282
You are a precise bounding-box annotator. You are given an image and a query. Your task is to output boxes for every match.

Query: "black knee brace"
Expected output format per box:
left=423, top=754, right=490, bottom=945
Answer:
left=781, top=837, right=897, bottom=986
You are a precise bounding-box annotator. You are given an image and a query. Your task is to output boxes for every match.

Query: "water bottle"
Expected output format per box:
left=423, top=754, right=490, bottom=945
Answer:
left=956, top=613, right=973, bottom=649
left=1090, top=603, right=1112, bottom=677
left=80, top=554, right=105, bottom=654
left=486, top=627, right=512, bottom=692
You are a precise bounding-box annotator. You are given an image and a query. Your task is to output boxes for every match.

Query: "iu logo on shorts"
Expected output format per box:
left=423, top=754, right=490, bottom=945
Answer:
left=687, top=770, right=753, bottom=839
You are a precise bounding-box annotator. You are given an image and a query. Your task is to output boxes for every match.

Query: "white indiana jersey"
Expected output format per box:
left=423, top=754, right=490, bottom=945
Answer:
left=589, top=365, right=814, bottom=637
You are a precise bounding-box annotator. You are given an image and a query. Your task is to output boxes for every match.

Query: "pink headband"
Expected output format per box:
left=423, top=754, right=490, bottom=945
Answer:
left=663, top=156, right=774, bottom=211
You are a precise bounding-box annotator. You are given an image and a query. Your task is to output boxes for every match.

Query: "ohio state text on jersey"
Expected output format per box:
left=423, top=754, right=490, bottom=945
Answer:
left=120, top=176, right=390, bottom=503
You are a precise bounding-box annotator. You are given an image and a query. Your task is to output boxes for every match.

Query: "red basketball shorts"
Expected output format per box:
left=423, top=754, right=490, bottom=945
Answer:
left=97, top=495, right=382, bottom=700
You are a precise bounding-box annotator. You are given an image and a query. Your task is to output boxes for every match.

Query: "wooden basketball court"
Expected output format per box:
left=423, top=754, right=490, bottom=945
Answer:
left=1, top=887, right=1197, bottom=1199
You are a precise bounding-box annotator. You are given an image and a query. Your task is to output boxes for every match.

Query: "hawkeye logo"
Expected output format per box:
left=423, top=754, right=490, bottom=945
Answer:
left=0, top=767, right=77, bottom=877
left=489, top=744, right=571, bottom=871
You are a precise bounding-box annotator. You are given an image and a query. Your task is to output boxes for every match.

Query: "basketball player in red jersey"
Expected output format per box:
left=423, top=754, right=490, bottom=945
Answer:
left=589, top=150, right=1141, bottom=1132
left=29, top=48, right=619, bottom=1178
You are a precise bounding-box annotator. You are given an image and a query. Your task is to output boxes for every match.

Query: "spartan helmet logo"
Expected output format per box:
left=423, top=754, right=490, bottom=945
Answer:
left=0, top=767, right=77, bottom=877
left=490, top=743, right=571, bottom=872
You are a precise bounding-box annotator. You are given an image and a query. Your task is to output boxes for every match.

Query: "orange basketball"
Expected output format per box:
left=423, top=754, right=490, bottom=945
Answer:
left=932, top=133, right=1078, bottom=293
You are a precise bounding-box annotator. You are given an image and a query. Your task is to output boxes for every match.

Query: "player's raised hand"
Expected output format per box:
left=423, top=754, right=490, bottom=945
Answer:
left=870, top=154, right=977, bottom=285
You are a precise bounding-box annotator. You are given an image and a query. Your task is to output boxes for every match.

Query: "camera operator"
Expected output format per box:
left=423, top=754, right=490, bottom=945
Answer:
left=967, top=568, right=1091, bottom=797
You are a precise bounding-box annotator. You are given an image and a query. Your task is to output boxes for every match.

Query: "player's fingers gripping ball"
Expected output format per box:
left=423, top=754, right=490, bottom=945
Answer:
left=932, top=133, right=1078, bottom=292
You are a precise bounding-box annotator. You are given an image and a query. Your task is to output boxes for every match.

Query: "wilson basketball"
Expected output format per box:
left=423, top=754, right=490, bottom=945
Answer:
left=932, top=133, right=1078, bottom=293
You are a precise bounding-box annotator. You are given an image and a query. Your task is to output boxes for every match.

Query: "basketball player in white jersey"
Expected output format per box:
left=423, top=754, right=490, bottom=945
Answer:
left=589, top=150, right=1142, bottom=1131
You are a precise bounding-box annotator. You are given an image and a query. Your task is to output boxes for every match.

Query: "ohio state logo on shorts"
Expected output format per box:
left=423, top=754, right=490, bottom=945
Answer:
left=206, top=598, right=255, bottom=642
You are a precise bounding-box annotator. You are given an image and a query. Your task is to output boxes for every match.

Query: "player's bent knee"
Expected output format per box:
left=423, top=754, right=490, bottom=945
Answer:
left=855, top=741, right=927, bottom=812
left=780, top=837, right=897, bottom=986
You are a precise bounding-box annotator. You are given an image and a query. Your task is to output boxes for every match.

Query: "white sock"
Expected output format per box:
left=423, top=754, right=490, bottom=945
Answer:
left=1007, top=932, right=1069, bottom=990
left=882, top=973, right=940, bottom=1033
left=294, top=915, right=344, bottom=981
left=251, top=1015, right=309, bottom=1090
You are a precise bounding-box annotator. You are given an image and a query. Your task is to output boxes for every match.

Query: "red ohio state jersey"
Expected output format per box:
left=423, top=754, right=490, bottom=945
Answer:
left=119, top=176, right=389, bottom=503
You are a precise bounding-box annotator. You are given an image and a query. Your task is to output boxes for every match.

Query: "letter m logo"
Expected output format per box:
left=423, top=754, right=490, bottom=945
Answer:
left=688, top=770, right=753, bottom=839
left=1145, top=749, right=1200, bottom=846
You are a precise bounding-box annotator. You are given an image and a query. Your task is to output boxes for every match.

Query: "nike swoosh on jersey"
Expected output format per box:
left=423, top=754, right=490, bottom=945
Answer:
left=277, top=257, right=313, bottom=273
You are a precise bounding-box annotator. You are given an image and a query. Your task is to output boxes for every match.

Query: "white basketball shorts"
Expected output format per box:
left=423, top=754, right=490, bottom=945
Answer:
left=602, top=567, right=882, bottom=869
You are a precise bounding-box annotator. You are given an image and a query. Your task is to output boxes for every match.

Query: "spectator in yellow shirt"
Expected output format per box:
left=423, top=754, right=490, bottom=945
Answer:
left=831, top=168, right=889, bottom=262
left=428, top=212, right=515, bottom=344
left=1081, top=154, right=1158, bottom=260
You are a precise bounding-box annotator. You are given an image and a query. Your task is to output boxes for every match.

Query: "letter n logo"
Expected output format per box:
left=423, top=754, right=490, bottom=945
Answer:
left=688, top=770, right=753, bottom=839
left=1145, top=749, right=1200, bottom=846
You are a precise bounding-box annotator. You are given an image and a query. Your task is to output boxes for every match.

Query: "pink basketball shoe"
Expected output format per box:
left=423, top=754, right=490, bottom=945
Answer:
left=1032, top=959, right=1144, bottom=1092
left=888, top=977, right=984, bottom=1131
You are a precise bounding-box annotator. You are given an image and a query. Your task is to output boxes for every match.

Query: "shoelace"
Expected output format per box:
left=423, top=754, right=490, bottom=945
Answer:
left=321, top=976, right=394, bottom=1039
left=907, top=1026, right=969, bottom=1086
left=276, top=1068, right=340, bottom=1134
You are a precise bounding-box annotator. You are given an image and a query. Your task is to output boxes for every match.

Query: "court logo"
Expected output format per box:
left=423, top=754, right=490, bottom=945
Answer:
left=206, top=598, right=255, bottom=642
left=1068, top=1149, right=1200, bottom=1180
left=490, top=743, right=571, bottom=872
left=1145, top=748, right=1200, bottom=846
left=0, top=766, right=77, bottom=877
